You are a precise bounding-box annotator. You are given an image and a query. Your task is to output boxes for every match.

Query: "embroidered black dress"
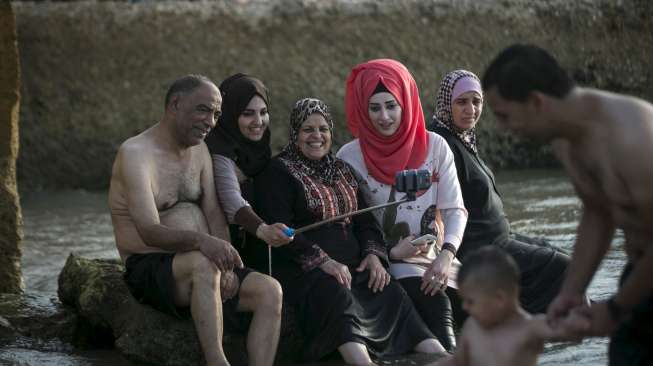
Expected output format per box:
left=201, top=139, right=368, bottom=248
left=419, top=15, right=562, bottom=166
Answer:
left=255, top=157, right=434, bottom=361
left=433, top=125, right=570, bottom=313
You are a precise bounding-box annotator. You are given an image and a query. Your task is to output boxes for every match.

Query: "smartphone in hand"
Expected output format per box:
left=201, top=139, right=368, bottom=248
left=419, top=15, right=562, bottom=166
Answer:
left=410, top=234, right=437, bottom=246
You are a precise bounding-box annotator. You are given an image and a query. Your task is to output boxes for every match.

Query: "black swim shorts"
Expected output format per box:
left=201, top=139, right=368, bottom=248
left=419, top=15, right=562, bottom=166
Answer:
left=124, top=252, right=253, bottom=334
left=609, top=263, right=653, bottom=366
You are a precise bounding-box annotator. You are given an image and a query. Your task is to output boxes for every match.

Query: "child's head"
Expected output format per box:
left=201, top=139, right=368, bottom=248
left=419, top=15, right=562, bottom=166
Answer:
left=457, top=246, right=520, bottom=328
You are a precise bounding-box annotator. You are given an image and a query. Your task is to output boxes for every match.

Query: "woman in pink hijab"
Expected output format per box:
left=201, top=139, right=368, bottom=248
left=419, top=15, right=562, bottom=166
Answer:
left=338, top=59, right=468, bottom=351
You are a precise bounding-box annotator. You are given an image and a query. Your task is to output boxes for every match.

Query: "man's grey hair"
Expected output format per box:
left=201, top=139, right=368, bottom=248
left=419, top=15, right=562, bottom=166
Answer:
left=164, top=74, right=214, bottom=109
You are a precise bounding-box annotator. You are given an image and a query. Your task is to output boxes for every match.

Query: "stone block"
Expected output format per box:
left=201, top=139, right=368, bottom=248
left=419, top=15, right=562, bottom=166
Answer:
left=0, top=1, right=23, bottom=294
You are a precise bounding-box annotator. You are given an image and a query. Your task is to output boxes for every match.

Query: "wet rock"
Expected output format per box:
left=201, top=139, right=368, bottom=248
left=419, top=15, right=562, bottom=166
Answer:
left=57, top=254, right=445, bottom=365
left=57, top=254, right=303, bottom=365
left=0, top=292, right=77, bottom=352
left=0, top=1, right=23, bottom=293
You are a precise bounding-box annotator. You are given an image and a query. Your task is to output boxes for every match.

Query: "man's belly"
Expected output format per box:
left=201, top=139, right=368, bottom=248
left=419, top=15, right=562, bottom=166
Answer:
left=159, top=202, right=209, bottom=233
left=112, top=202, right=209, bottom=260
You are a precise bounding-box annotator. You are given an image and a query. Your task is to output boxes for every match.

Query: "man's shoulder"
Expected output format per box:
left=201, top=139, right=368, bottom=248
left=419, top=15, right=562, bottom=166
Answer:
left=118, top=130, right=155, bottom=157
left=594, top=88, right=652, bottom=108
left=590, top=89, right=653, bottom=127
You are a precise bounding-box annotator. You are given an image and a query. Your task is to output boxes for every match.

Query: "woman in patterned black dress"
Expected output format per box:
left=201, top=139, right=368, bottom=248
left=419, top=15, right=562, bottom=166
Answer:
left=255, top=98, right=442, bottom=364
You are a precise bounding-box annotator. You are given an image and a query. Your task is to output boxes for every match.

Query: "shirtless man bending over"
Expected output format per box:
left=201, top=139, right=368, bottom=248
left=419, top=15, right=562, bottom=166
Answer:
left=109, top=74, right=282, bottom=366
left=483, top=44, right=653, bottom=365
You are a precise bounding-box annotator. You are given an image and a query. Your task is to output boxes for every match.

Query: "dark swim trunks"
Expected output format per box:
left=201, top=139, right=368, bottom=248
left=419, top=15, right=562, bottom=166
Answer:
left=124, top=252, right=253, bottom=334
left=609, top=263, right=653, bottom=366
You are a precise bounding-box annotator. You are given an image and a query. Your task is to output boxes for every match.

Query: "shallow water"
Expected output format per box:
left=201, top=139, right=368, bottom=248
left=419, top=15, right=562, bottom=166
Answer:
left=499, top=170, right=622, bottom=366
left=1, top=169, right=624, bottom=365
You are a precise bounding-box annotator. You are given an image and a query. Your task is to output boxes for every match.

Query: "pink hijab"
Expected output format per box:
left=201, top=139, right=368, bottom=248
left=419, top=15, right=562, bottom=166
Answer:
left=345, top=59, right=428, bottom=185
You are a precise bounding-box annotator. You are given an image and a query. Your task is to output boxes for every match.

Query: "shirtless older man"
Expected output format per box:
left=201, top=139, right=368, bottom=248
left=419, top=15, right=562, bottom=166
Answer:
left=482, top=44, right=653, bottom=365
left=109, top=74, right=282, bottom=366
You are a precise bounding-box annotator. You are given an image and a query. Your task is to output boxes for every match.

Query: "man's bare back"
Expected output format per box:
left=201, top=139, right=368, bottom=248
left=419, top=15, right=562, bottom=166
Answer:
left=483, top=44, right=653, bottom=364
left=553, top=89, right=653, bottom=260
left=109, top=125, right=212, bottom=260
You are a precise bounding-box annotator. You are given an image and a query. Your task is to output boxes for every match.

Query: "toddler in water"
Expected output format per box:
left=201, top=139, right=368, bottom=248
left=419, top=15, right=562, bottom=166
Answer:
left=434, top=246, right=588, bottom=366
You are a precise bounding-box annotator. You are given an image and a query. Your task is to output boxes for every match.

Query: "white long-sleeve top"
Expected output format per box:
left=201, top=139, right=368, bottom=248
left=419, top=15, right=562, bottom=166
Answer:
left=337, top=132, right=468, bottom=282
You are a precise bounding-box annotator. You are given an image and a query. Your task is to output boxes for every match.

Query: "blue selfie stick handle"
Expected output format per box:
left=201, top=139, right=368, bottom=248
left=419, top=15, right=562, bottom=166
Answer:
left=283, top=227, right=295, bottom=237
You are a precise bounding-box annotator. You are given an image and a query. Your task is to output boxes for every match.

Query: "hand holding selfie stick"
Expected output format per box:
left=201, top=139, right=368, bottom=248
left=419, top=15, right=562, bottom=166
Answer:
left=283, top=169, right=432, bottom=237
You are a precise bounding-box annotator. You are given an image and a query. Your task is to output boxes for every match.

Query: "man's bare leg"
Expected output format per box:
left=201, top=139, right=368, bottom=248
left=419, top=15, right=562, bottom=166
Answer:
left=237, top=272, right=283, bottom=366
left=338, top=342, right=375, bottom=365
left=173, top=251, right=228, bottom=366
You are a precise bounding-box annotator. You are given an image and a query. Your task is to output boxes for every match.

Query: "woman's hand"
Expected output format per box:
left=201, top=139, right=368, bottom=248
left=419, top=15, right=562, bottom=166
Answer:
left=319, top=259, right=352, bottom=289
left=389, top=236, right=424, bottom=260
left=356, top=254, right=391, bottom=293
left=256, top=222, right=294, bottom=247
left=421, top=249, right=454, bottom=295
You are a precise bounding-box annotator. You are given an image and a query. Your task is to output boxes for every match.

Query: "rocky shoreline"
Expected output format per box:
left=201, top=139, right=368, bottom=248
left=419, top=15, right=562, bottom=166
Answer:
left=1, top=253, right=444, bottom=365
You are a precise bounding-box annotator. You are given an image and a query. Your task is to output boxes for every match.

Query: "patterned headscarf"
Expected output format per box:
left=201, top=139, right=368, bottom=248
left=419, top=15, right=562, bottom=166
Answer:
left=279, top=98, right=341, bottom=185
left=205, top=73, right=271, bottom=176
left=432, top=70, right=483, bottom=154
left=345, top=59, right=429, bottom=185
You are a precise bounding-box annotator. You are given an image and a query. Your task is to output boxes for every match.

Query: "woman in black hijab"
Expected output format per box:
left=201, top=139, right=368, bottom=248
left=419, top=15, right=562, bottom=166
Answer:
left=205, top=73, right=291, bottom=272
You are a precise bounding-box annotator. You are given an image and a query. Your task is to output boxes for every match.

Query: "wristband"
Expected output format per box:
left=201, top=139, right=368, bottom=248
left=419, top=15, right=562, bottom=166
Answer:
left=441, top=242, right=457, bottom=256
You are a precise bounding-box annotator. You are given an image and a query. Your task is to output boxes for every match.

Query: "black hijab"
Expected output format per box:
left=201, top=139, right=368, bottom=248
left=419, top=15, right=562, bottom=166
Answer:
left=205, top=73, right=272, bottom=177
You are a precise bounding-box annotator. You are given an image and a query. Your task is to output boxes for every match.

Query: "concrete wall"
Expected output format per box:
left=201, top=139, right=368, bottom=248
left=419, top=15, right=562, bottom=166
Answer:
left=12, top=0, right=653, bottom=190
left=0, top=2, right=23, bottom=293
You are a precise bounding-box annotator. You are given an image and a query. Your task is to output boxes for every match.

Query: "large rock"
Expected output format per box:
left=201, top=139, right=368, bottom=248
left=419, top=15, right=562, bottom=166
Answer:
left=13, top=0, right=653, bottom=190
left=0, top=1, right=23, bottom=293
left=57, top=254, right=302, bottom=365
left=57, top=254, right=445, bottom=365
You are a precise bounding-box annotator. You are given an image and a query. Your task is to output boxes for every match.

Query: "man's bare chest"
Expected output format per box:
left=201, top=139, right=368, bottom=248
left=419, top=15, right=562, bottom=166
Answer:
left=152, top=161, right=203, bottom=210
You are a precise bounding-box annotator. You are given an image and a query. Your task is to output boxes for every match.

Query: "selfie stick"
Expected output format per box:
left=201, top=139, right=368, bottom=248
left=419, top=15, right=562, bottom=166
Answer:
left=283, top=193, right=415, bottom=237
